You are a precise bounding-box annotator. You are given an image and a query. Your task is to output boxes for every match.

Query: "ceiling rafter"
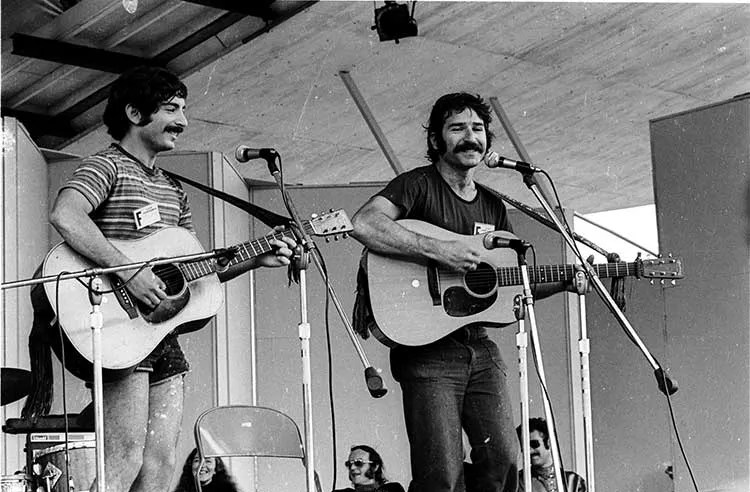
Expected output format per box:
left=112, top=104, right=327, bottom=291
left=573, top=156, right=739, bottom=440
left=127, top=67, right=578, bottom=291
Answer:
left=11, top=33, right=156, bottom=73
left=182, top=0, right=276, bottom=18
left=2, top=1, right=319, bottom=144
left=7, top=1, right=184, bottom=107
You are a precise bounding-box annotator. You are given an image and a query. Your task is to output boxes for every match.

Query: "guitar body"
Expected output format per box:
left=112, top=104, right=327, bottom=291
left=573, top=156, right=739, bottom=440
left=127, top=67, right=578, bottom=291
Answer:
left=367, top=220, right=519, bottom=347
left=366, top=220, right=684, bottom=347
left=42, top=227, right=223, bottom=371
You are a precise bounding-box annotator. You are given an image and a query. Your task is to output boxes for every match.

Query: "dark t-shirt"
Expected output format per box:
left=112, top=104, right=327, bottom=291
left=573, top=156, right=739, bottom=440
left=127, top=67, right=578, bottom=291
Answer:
left=376, top=165, right=512, bottom=235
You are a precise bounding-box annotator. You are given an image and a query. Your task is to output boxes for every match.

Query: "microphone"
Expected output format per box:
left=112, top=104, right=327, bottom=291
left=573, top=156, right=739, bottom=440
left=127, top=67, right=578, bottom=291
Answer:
left=483, top=232, right=531, bottom=251
left=485, top=153, right=541, bottom=173
left=364, top=366, right=388, bottom=398
left=235, top=145, right=278, bottom=163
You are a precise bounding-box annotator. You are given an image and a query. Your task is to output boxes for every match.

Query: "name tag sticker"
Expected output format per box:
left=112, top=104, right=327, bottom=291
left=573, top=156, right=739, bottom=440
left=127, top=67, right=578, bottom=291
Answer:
left=474, top=222, right=495, bottom=235
left=133, top=203, right=161, bottom=230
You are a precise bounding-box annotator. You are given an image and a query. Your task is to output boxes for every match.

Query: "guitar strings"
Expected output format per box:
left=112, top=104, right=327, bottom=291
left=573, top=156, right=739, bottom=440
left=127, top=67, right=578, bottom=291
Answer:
left=81, top=225, right=307, bottom=293
left=435, top=262, right=637, bottom=285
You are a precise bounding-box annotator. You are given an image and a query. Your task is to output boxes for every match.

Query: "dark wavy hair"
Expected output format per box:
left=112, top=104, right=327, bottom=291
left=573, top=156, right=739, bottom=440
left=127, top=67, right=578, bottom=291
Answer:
left=172, top=448, right=240, bottom=492
left=516, top=417, right=550, bottom=448
left=350, top=444, right=388, bottom=485
left=103, top=65, right=187, bottom=140
left=424, top=92, right=494, bottom=164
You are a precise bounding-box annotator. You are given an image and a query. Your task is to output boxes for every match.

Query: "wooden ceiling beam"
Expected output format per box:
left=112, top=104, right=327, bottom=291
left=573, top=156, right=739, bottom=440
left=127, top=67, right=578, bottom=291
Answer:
left=1, top=108, right=78, bottom=139
left=182, top=0, right=276, bottom=18
left=11, top=33, right=157, bottom=73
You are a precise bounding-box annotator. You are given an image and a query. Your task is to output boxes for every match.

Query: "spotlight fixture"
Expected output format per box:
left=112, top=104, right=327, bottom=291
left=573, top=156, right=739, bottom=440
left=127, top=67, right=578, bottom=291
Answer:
left=372, top=1, right=418, bottom=44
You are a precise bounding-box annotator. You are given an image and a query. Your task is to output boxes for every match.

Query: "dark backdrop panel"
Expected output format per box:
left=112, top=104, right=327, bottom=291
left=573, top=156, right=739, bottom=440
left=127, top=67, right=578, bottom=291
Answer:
left=649, top=96, right=750, bottom=492
left=587, top=280, right=674, bottom=492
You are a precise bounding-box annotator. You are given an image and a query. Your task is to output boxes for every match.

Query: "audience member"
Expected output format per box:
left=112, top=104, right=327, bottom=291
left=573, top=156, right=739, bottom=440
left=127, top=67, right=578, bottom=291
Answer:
left=516, top=418, right=586, bottom=492
left=173, top=448, right=241, bottom=492
left=334, top=445, right=405, bottom=492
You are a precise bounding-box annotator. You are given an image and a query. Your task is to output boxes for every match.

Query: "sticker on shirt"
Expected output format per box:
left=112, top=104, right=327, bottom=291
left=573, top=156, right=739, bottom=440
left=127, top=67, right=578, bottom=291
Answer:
left=473, top=222, right=495, bottom=235
left=133, top=202, right=161, bottom=230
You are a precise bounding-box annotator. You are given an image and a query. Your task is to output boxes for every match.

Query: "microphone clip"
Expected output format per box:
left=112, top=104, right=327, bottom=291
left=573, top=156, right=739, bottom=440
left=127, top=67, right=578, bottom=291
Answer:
left=213, top=246, right=239, bottom=272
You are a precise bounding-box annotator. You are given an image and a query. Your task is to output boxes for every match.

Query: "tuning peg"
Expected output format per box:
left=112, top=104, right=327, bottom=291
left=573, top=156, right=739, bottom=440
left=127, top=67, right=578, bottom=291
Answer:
left=325, top=237, right=330, bottom=243
left=650, top=280, right=655, bottom=285
left=342, top=232, right=349, bottom=239
left=311, top=213, right=318, bottom=219
left=671, top=280, right=676, bottom=286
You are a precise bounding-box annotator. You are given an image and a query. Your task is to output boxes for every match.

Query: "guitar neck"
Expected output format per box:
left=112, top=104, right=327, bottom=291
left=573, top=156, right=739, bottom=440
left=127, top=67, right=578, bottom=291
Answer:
left=179, top=228, right=300, bottom=281
left=497, top=261, right=641, bottom=286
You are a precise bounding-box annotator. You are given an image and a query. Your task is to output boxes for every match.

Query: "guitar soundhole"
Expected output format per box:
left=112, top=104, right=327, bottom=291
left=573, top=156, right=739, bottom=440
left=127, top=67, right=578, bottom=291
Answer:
left=464, top=262, right=497, bottom=297
left=139, top=264, right=190, bottom=324
left=153, top=264, right=185, bottom=295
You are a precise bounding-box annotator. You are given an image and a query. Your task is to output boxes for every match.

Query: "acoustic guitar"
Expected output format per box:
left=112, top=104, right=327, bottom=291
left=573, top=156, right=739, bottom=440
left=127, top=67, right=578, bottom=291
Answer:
left=366, top=220, right=683, bottom=346
left=42, top=210, right=352, bottom=370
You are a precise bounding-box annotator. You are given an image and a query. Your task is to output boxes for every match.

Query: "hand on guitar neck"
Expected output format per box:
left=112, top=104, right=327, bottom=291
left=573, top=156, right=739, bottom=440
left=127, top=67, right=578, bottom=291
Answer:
left=215, top=226, right=297, bottom=282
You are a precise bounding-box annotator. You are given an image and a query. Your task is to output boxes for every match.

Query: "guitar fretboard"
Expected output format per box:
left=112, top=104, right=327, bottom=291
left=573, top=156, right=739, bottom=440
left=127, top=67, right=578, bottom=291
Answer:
left=177, top=228, right=302, bottom=281
left=496, top=261, right=641, bottom=286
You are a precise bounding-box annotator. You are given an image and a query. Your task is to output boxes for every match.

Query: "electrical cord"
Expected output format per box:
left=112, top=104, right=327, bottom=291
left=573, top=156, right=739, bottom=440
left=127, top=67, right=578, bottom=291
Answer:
left=50, top=257, right=177, bottom=492
left=274, top=154, right=339, bottom=492
left=535, top=170, right=700, bottom=491
left=53, top=272, right=73, bottom=492
left=312, top=247, right=339, bottom=492
left=524, top=243, right=571, bottom=488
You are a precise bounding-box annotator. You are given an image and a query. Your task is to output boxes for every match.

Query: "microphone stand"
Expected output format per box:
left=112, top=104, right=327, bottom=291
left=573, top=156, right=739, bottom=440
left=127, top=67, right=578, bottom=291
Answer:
left=518, top=170, right=678, bottom=397
left=573, top=270, right=596, bottom=492
left=1, top=248, right=238, bottom=492
left=506, top=241, right=567, bottom=492
left=259, top=153, right=387, bottom=492
left=290, top=245, right=317, bottom=492
left=88, top=276, right=106, bottom=492
left=513, top=294, right=532, bottom=491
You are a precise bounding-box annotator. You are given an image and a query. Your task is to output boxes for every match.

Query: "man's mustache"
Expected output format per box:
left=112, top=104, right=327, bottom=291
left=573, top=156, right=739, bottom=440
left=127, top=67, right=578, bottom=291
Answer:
left=454, top=142, right=483, bottom=153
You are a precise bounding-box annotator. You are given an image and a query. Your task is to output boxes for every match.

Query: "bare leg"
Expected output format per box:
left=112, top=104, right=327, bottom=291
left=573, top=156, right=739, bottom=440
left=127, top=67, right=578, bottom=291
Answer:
left=90, top=371, right=150, bottom=492
left=130, top=374, right=185, bottom=492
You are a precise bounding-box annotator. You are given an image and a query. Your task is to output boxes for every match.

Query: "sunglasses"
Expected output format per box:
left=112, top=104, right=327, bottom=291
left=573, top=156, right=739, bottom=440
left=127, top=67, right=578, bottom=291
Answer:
left=344, top=459, right=373, bottom=468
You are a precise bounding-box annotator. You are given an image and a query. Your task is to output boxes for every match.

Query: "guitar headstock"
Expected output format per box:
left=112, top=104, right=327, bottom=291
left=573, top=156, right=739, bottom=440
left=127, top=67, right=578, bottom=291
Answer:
left=309, top=209, right=353, bottom=240
left=641, top=255, right=684, bottom=281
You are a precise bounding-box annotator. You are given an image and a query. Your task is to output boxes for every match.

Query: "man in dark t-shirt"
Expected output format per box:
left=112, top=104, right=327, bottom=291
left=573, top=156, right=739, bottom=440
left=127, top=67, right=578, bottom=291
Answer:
left=352, top=93, right=567, bottom=492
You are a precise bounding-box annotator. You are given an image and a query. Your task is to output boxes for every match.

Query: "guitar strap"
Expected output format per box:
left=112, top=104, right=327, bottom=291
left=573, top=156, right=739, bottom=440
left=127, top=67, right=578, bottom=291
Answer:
left=161, top=169, right=291, bottom=228
left=478, top=182, right=610, bottom=257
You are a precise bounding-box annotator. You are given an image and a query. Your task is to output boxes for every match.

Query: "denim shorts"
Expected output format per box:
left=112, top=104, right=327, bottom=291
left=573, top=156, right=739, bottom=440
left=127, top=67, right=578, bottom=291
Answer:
left=135, top=334, right=190, bottom=384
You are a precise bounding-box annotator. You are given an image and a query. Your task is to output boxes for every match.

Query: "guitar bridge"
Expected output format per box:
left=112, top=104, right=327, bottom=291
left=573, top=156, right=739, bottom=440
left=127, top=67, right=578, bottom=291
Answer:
left=426, top=260, right=441, bottom=306
left=110, top=275, right=139, bottom=320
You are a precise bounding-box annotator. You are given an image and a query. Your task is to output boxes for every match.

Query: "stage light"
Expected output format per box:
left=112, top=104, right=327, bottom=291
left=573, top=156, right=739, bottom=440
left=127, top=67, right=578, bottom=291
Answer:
left=372, top=1, right=418, bottom=44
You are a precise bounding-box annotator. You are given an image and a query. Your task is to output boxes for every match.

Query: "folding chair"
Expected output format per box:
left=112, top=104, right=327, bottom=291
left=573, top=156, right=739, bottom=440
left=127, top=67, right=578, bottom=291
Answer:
left=193, top=405, right=309, bottom=492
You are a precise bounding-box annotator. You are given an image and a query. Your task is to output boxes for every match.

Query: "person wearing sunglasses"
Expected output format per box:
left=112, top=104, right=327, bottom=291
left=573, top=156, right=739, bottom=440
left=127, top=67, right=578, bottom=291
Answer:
left=516, top=418, right=587, bottom=492
left=334, top=445, right=405, bottom=492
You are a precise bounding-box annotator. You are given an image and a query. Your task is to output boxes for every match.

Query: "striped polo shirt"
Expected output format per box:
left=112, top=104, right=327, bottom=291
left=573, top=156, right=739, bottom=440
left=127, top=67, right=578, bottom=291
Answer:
left=61, top=144, right=193, bottom=240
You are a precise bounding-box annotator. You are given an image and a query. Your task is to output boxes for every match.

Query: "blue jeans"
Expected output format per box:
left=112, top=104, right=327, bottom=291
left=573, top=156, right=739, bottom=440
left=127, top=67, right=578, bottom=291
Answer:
left=391, top=326, right=519, bottom=492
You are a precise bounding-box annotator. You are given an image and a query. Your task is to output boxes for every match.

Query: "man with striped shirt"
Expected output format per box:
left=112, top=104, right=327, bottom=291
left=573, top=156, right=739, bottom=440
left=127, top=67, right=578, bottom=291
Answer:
left=44, top=66, right=295, bottom=492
